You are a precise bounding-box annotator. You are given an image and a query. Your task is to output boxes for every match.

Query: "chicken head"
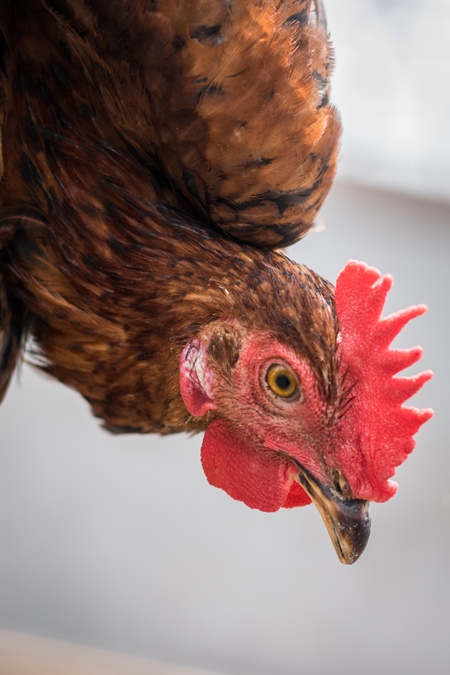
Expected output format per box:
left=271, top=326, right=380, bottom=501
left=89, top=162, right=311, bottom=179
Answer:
left=180, top=261, right=433, bottom=564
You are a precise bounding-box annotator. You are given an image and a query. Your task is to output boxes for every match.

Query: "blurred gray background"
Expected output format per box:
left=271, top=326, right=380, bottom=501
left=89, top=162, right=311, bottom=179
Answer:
left=1, top=2, right=449, bottom=674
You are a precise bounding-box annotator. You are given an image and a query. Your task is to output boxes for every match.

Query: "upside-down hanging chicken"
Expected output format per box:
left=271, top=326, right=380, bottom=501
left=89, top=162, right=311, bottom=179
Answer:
left=0, top=0, right=433, bottom=564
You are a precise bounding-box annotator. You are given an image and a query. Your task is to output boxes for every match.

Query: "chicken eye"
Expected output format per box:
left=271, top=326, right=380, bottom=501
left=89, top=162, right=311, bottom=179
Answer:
left=266, top=364, right=298, bottom=399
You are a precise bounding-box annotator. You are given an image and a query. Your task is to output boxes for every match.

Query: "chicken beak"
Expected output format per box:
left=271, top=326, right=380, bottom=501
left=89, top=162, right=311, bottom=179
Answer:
left=293, top=463, right=371, bottom=564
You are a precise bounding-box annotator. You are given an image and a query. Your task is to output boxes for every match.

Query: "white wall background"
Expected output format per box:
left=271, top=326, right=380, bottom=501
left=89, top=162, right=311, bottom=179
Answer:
left=1, top=3, right=449, bottom=675
left=328, top=0, right=450, bottom=203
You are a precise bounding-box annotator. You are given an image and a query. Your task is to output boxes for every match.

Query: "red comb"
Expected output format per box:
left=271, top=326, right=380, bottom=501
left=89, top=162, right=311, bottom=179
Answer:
left=333, top=261, right=434, bottom=502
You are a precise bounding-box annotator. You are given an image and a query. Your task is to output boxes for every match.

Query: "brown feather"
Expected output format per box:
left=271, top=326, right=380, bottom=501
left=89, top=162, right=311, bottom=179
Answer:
left=0, top=0, right=340, bottom=431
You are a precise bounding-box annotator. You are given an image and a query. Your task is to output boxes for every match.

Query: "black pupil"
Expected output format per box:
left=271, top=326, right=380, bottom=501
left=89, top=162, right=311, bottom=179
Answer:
left=276, top=374, right=291, bottom=391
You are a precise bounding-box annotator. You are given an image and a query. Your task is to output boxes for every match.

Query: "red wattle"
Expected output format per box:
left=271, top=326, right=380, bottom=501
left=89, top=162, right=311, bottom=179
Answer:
left=200, top=419, right=311, bottom=511
left=284, top=481, right=312, bottom=508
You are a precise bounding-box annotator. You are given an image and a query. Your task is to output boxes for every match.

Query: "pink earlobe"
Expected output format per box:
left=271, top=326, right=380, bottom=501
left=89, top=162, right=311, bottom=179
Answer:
left=179, top=340, right=216, bottom=417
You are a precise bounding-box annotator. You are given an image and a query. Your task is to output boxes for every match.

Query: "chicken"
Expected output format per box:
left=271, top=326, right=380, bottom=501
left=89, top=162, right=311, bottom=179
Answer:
left=0, top=0, right=433, bottom=564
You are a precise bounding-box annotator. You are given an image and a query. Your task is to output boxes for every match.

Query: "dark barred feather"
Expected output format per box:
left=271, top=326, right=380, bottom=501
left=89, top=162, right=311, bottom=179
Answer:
left=0, top=0, right=341, bottom=431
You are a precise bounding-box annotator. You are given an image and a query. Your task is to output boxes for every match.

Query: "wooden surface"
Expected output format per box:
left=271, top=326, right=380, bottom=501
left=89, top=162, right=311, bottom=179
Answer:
left=0, top=630, right=222, bottom=675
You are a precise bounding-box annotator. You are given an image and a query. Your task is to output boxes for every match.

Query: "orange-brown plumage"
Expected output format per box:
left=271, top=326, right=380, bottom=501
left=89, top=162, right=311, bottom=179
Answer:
left=0, top=0, right=340, bottom=422
left=0, top=1, right=432, bottom=564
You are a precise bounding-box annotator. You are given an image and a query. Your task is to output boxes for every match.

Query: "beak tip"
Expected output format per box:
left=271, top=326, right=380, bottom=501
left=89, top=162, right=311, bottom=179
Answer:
left=334, top=502, right=372, bottom=565
left=292, top=461, right=372, bottom=564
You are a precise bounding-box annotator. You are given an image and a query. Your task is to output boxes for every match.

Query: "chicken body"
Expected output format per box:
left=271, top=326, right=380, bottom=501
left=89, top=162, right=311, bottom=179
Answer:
left=0, top=0, right=432, bottom=563
left=0, top=0, right=340, bottom=429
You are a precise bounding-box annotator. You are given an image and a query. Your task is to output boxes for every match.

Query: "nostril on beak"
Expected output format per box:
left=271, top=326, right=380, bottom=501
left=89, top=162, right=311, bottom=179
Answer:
left=331, top=468, right=352, bottom=500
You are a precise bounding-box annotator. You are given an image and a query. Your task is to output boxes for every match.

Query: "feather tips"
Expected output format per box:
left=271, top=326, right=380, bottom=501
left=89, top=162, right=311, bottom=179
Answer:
left=69, top=0, right=341, bottom=247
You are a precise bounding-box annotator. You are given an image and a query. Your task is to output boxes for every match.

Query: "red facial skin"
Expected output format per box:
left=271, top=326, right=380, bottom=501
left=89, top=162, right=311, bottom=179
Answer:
left=181, top=332, right=337, bottom=511
left=180, top=262, right=434, bottom=515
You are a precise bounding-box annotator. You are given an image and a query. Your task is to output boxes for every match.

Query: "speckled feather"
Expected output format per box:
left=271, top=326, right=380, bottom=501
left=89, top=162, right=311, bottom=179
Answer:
left=1, top=0, right=340, bottom=244
left=0, top=0, right=341, bottom=430
left=4, top=134, right=339, bottom=432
